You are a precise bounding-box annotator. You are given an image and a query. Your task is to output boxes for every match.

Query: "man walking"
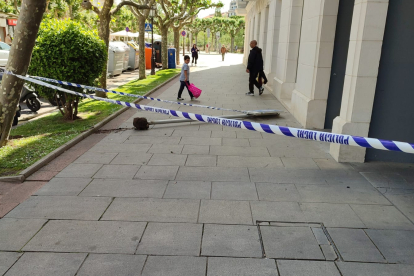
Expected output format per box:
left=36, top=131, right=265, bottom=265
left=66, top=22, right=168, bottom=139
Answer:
left=246, top=40, right=264, bottom=96
left=221, top=45, right=227, bottom=61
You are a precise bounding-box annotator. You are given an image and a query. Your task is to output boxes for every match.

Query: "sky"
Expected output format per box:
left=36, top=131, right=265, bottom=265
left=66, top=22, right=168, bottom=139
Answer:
left=198, top=0, right=232, bottom=18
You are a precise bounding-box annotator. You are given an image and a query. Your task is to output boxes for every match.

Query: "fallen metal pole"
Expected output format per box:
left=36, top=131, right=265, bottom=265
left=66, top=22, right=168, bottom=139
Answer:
left=148, top=111, right=280, bottom=125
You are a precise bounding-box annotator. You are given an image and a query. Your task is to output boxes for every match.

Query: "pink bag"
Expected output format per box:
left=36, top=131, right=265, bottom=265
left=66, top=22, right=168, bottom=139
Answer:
left=186, top=83, right=202, bottom=98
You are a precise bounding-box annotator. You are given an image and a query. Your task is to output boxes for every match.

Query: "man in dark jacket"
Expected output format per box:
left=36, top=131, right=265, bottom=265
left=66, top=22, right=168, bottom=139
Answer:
left=246, top=40, right=264, bottom=96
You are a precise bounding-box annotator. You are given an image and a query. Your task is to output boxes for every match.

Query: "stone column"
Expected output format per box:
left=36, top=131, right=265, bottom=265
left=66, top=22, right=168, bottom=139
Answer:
left=243, top=18, right=251, bottom=66
left=290, top=0, right=339, bottom=128
left=273, top=0, right=304, bottom=101
left=264, top=0, right=282, bottom=88
left=330, top=0, right=389, bottom=162
left=254, top=14, right=260, bottom=40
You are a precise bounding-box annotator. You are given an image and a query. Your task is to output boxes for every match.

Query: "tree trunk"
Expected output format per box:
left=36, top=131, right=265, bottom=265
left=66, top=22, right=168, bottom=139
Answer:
left=173, top=27, right=180, bottom=65
left=96, top=0, right=114, bottom=97
left=138, top=16, right=146, bottom=80
left=0, top=0, right=47, bottom=147
left=231, top=36, right=235, bottom=53
left=161, top=27, right=169, bottom=69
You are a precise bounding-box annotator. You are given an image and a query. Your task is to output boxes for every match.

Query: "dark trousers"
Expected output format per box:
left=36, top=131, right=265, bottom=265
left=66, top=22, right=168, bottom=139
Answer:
left=192, top=56, right=198, bottom=64
left=249, top=71, right=260, bottom=93
left=178, top=80, right=194, bottom=98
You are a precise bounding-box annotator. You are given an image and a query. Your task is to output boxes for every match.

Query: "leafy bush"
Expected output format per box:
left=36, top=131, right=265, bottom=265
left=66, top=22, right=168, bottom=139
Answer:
left=28, top=18, right=106, bottom=120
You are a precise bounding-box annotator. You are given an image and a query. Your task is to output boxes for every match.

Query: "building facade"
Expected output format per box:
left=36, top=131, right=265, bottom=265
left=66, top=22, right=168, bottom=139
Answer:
left=239, top=0, right=414, bottom=163
left=228, top=0, right=238, bottom=17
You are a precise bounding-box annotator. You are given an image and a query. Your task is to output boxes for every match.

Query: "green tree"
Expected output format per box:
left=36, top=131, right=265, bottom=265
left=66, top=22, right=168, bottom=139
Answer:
left=28, top=19, right=107, bottom=120
left=154, top=0, right=222, bottom=68
left=227, top=18, right=245, bottom=52
left=0, top=0, right=47, bottom=147
left=81, top=0, right=150, bottom=96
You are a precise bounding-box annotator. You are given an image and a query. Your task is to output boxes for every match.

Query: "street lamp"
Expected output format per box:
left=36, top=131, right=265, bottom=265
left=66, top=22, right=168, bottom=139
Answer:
left=149, top=5, right=156, bottom=75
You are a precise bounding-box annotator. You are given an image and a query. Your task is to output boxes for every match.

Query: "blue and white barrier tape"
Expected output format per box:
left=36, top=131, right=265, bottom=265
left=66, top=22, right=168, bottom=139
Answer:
left=8, top=73, right=414, bottom=154
left=28, top=75, right=272, bottom=115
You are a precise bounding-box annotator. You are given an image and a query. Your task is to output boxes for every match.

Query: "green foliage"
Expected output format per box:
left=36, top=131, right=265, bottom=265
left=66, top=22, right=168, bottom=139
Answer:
left=111, top=6, right=138, bottom=32
left=0, top=0, right=20, bottom=14
left=28, top=18, right=106, bottom=101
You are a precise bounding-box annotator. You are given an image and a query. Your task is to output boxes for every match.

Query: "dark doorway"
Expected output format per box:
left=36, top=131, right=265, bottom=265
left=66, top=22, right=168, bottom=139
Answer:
left=324, top=0, right=355, bottom=129
left=366, top=0, right=414, bottom=163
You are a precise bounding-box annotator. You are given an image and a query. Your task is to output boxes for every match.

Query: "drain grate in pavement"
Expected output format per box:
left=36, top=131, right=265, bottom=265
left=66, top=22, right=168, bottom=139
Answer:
left=257, top=221, right=342, bottom=261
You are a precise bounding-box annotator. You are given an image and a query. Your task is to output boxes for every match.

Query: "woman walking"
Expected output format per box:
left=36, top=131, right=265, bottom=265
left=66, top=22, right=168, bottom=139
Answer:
left=191, top=44, right=199, bottom=65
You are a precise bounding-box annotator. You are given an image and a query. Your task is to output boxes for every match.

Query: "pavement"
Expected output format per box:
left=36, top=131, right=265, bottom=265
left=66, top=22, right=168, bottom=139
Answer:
left=1, top=53, right=414, bottom=275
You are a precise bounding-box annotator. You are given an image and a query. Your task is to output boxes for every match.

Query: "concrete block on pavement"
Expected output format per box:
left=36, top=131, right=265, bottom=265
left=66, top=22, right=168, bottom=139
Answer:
left=5, top=196, right=112, bottom=220
left=4, top=253, right=86, bottom=276
left=207, top=257, right=278, bottom=276
left=24, top=220, right=146, bottom=254
left=201, top=224, right=262, bottom=257
left=102, top=198, right=199, bottom=223
left=142, top=256, right=206, bottom=276
left=0, top=218, right=47, bottom=251
left=137, top=223, right=203, bottom=256
left=77, top=254, right=146, bottom=276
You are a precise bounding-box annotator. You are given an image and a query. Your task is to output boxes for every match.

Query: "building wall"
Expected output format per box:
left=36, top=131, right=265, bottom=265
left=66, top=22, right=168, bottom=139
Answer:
left=241, top=0, right=411, bottom=163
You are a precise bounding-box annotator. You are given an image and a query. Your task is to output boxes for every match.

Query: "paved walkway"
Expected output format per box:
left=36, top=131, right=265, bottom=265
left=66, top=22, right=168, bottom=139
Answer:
left=1, top=54, right=414, bottom=275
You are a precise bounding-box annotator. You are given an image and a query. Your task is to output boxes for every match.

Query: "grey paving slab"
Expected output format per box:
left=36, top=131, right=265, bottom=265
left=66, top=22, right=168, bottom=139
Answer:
left=179, top=137, right=222, bottom=146
left=148, top=153, right=187, bottom=166
left=142, top=256, right=206, bottom=276
left=300, top=203, right=366, bottom=228
left=249, top=168, right=327, bottom=184
left=89, top=143, right=152, bottom=153
left=125, top=136, right=181, bottom=145
left=24, top=220, right=146, bottom=254
left=135, top=165, right=179, bottom=180
left=34, top=178, right=92, bottom=196
left=102, top=198, right=199, bottom=223
left=281, top=157, right=319, bottom=170
left=384, top=193, right=414, bottom=222
left=207, top=257, right=278, bottom=276
left=176, top=167, right=250, bottom=182
left=328, top=228, right=385, bottom=263
left=337, top=262, right=414, bottom=276
left=147, top=144, right=184, bottom=154
left=4, top=253, right=86, bottom=276
left=256, top=183, right=301, bottom=202
left=313, top=158, right=353, bottom=170
left=186, top=155, right=217, bottom=166
left=267, top=145, right=330, bottom=158
left=98, top=133, right=130, bottom=144
left=311, top=227, right=330, bottom=245
left=296, top=183, right=391, bottom=205
left=73, top=152, right=118, bottom=164
left=0, top=252, right=22, bottom=276
left=321, top=245, right=338, bottom=261
left=77, top=254, right=146, bottom=276
left=199, top=200, right=253, bottom=225
left=249, top=138, right=292, bottom=148
left=361, top=172, right=410, bottom=189
left=110, top=153, right=153, bottom=165
left=250, top=201, right=305, bottom=223
left=201, top=224, right=262, bottom=257
left=211, top=131, right=236, bottom=138
left=236, top=131, right=263, bottom=139
left=210, top=146, right=270, bottom=157
left=182, top=145, right=209, bottom=155
left=0, top=218, right=47, bottom=251
left=172, top=129, right=212, bottom=138
left=260, top=226, right=325, bottom=260
left=55, top=163, right=103, bottom=178
left=5, top=196, right=112, bottom=220
left=137, top=222, right=202, bottom=256
left=129, top=128, right=174, bottom=137
left=217, top=156, right=284, bottom=168
left=79, top=179, right=167, bottom=198
left=323, top=170, right=369, bottom=185
left=277, top=260, right=340, bottom=276
left=164, top=181, right=211, bottom=199
left=222, top=138, right=250, bottom=147
left=93, top=164, right=141, bottom=179
left=351, top=205, right=414, bottom=230
left=365, top=229, right=414, bottom=264
left=211, top=182, right=258, bottom=200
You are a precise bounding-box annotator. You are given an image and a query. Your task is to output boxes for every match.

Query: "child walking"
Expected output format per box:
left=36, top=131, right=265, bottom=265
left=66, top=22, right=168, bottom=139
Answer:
left=177, top=55, right=194, bottom=100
